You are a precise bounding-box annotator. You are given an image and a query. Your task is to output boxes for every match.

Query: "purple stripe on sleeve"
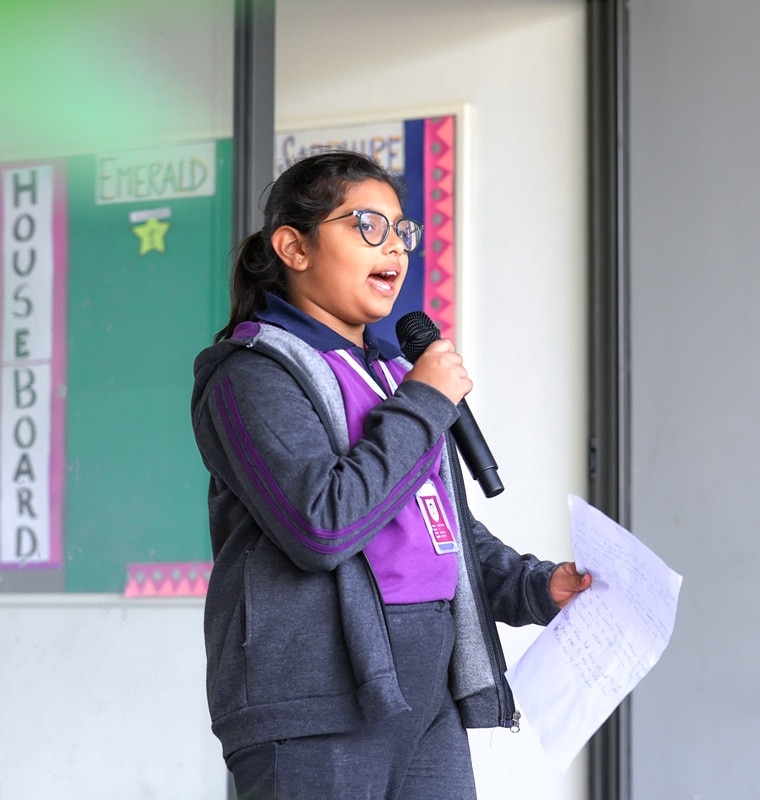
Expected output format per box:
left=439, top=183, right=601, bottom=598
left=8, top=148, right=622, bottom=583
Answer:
left=215, top=377, right=440, bottom=554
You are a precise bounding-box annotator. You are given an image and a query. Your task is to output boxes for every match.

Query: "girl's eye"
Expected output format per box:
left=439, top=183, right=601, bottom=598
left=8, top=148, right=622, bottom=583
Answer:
left=360, top=215, right=381, bottom=234
left=353, top=212, right=390, bottom=246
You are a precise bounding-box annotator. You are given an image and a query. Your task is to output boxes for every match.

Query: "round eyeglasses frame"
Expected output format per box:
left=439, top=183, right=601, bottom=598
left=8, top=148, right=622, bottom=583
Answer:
left=319, top=210, right=424, bottom=253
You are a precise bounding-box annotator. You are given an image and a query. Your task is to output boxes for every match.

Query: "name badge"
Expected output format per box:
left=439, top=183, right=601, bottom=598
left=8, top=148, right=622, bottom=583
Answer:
left=415, top=481, right=458, bottom=554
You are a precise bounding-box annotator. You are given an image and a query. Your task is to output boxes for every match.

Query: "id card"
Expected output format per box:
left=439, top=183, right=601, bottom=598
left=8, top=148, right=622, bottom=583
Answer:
left=415, top=481, right=458, bottom=554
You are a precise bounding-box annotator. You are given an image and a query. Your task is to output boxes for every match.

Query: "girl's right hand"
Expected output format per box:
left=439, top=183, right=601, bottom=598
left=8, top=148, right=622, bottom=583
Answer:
left=403, top=338, right=473, bottom=406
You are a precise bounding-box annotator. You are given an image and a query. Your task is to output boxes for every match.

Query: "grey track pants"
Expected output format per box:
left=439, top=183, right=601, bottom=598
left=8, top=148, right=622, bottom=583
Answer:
left=228, top=599, right=478, bottom=800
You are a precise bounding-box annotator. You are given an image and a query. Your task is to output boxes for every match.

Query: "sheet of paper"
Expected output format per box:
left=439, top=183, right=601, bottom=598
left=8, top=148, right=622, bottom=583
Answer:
left=508, top=495, right=682, bottom=772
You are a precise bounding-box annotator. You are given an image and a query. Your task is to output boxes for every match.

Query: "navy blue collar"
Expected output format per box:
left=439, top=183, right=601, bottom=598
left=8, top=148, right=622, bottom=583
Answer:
left=257, top=293, right=401, bottom=360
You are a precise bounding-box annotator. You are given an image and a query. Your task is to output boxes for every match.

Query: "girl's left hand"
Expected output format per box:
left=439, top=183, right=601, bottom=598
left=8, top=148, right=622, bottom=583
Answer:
left=549, top=562, right=592, bottom=608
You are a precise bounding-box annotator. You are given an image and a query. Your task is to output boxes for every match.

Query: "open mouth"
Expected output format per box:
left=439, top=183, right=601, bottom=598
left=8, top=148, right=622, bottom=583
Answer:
left=369, top=269, right=400, bottom=293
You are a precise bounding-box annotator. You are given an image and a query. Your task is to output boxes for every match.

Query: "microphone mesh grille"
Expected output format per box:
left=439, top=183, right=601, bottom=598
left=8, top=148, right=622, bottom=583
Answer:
left=395, top=311, right=441, bottom=363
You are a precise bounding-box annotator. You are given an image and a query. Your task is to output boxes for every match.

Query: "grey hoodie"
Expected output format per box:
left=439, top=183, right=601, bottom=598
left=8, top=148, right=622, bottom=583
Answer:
left=190, top=308, right=560, bottom=761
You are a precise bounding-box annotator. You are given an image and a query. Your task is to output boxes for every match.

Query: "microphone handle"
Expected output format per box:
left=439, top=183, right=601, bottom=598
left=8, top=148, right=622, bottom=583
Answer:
left=451, top=399, right=505, bottom=498
left=394, top=309, right=504, bottom=498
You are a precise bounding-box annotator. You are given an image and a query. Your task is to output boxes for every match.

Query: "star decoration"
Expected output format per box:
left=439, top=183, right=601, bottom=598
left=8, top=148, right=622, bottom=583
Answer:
left=132, top=217, right=170, bottom=255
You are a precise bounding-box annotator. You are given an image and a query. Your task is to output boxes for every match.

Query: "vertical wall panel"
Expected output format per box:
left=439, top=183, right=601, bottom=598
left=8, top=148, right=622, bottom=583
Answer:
left=629, top=2, right=760, bottom=797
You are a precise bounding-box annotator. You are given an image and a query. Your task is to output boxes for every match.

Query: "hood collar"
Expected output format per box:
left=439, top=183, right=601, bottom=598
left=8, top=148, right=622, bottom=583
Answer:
left=252, top=293, right=401, bottom=359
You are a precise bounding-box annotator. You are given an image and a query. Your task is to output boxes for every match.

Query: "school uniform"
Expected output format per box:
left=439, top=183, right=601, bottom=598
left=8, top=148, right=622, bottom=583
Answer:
left=191, top=294, right=561, bottom=799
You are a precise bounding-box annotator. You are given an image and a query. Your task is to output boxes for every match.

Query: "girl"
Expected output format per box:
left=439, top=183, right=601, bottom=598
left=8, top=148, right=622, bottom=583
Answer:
left=191, top=151, right=590, bottom=800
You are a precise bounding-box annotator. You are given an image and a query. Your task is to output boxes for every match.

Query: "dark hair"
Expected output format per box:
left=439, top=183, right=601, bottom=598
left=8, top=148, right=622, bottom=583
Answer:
left=215, top=150, right=406, bottom=341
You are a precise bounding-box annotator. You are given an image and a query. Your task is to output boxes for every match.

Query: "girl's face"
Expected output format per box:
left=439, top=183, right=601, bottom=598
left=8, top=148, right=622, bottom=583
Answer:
left=288, top=179, right=409, bottom=345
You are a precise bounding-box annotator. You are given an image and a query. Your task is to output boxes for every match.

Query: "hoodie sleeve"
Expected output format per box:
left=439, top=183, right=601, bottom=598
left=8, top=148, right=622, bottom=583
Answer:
left=193, top=347, right=459, bottom=572
left=465, top=510, right=561, bottom=627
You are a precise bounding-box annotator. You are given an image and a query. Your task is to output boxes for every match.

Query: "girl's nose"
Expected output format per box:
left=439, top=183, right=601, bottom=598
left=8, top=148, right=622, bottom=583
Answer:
left=384, top=225, right=407, bottom=254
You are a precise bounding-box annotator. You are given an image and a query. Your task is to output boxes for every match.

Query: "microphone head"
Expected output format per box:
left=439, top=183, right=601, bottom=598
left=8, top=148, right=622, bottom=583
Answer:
left=395, top=311, right=441, bottom=363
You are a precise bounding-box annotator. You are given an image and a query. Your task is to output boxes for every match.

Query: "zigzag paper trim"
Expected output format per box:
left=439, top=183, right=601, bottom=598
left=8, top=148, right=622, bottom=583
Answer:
left=124, top=561, right=212, bottom=597
left=423, top=116, right=456, bottom=343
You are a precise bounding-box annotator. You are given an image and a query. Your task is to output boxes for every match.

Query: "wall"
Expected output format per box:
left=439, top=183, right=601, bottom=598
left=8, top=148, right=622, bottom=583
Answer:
left=0, top=597, right=225, bottom=799
left=277, top=1, right=589, bottom=797
left=1, top=1, right=589, bottom=798
left=629, top=1, right=760, bottom=797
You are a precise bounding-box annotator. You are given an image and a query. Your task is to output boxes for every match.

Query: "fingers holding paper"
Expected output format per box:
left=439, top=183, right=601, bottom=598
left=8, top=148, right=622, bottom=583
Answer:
left=549, top=562, right=592, bottom=609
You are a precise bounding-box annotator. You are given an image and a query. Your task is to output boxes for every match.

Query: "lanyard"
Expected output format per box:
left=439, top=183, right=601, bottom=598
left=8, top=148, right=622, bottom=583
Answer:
left=334, top=349, right=398, bottom=400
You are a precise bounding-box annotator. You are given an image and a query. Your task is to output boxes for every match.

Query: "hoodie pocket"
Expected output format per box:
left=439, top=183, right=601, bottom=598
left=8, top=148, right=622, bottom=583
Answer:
left=243, top=539, right=356, bottom=705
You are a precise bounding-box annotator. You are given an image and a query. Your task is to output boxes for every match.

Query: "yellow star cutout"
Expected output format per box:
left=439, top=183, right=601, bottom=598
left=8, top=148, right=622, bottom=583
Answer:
left=133, top=217, right=170, bottom=255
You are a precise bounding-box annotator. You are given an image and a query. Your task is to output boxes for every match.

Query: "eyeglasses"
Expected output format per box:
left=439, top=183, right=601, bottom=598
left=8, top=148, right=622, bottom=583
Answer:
left=319, top=210, right=424, bottom=253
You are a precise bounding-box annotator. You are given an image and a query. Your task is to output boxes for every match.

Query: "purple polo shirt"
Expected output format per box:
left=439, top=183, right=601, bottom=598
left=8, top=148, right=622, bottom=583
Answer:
left=252, top=294, right=459, bottom=604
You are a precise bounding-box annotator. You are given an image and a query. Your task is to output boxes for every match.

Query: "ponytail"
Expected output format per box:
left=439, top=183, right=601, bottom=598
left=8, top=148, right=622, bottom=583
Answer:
left=214, top=230, right=286, bottom=342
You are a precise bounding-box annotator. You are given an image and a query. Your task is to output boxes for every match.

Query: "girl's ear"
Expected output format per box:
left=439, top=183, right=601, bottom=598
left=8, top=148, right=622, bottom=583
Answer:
left=271, top=225, right=308, bottom=271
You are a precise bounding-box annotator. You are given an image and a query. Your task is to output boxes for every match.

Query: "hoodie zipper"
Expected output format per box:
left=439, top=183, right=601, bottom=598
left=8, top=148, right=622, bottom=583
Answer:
left=446, top=434, right=521, bottom=732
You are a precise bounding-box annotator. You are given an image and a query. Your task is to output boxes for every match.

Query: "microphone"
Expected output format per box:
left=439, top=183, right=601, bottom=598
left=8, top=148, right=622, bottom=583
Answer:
left=396, top=311, right=504, bottom=498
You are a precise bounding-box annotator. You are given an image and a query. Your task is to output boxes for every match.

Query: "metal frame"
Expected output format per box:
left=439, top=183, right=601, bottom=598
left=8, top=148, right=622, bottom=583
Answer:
left=586, top=1, right=631, bottom=799
left=232, top=0, right=275, bottom=245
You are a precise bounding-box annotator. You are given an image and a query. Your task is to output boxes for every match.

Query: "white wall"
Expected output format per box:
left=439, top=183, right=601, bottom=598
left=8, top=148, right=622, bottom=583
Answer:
left=1, top=1, right=589, bottom=798
left=278, top=1, right=589, bottom=797
left=0, top=596, right=225, bottom=799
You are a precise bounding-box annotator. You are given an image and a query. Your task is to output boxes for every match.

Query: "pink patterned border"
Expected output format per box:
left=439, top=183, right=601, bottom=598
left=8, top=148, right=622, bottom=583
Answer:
left=423, top=116, right=456, bottom=343
left=124, top=561, right=212, bottom=597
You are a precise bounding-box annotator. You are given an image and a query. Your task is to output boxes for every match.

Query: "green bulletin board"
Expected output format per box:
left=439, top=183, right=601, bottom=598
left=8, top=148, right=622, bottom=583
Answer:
left=62, top=139, right=231, bottom=592
left=3, top=116, right=456, bottom=594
